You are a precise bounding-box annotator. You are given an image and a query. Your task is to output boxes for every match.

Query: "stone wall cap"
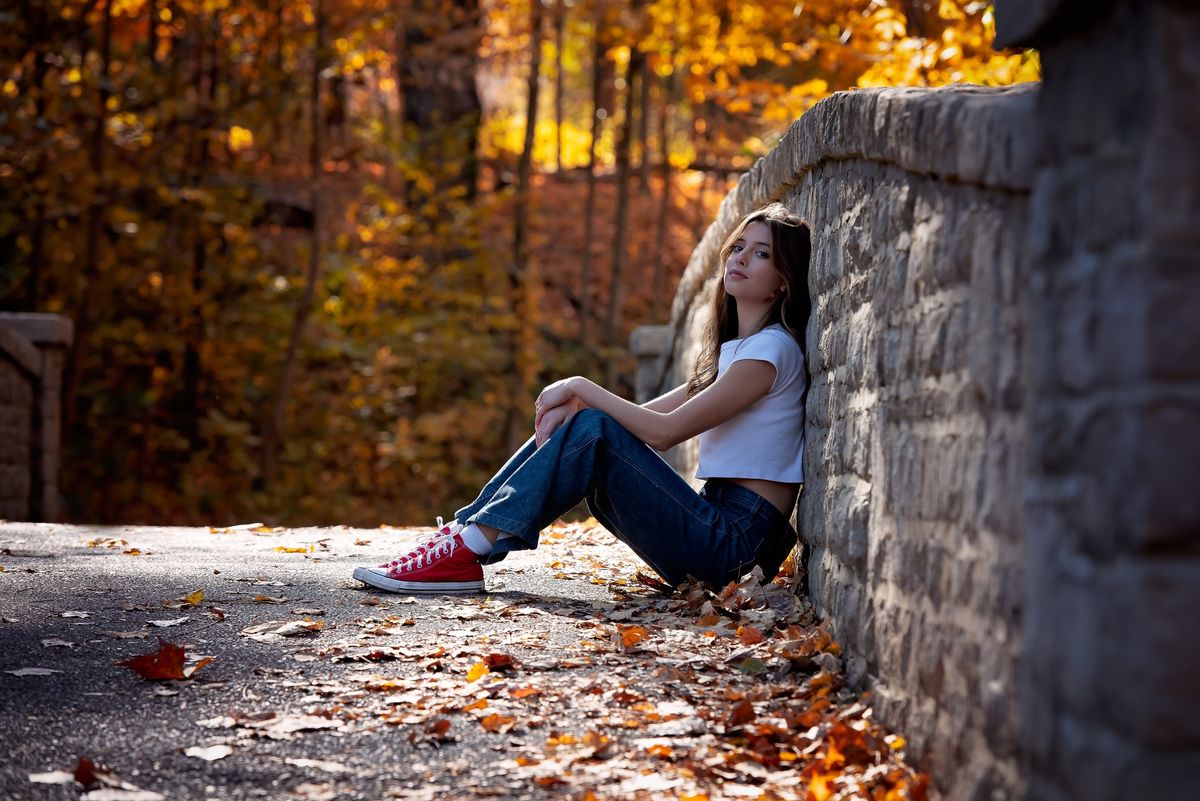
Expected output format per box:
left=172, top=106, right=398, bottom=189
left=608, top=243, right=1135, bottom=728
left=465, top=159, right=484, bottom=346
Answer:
left=0, top=313, right=74, bottom=346
left=630, top=325, right=672, bottom=356
left=0, top=322, right=42, bottom=376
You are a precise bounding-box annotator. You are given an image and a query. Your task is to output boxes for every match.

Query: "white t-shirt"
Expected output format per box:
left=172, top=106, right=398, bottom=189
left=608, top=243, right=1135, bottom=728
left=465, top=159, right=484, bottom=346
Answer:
left=695, top=324, right=806, bottom=484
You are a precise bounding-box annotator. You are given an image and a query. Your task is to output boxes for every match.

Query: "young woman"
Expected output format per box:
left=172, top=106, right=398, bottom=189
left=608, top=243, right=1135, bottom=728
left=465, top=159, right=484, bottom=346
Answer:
left=353, top=202, right=812, bottom=594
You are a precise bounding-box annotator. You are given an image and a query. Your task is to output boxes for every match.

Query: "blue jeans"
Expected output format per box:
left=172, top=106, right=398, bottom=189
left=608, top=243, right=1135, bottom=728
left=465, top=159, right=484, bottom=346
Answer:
left=454, top=409, right=798, bottom=586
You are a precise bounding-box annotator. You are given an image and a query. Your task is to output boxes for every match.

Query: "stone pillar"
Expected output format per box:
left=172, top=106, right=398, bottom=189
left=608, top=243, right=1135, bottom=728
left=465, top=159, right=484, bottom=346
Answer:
left=629, top=325, right=672, bottom=404
left=0, top=313, right=73, bottom=521
left=995, top=2, right=1200, bottom=799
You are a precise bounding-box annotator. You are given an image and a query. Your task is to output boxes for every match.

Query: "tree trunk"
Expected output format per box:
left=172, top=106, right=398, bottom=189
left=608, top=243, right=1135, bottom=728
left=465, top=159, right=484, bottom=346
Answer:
left=579, top=25, right=605, bottom=350
left=503, top=0, right=545, bottom=450
left=603, top=49, right=640, bottom=388
left=23, top=0, right=50, bottom=311
left=554, top=0, right=565, bottom=172
left=402, top=0, right=482, bottom=206
left=64, top=0, right=112, bottom=431
left=180, top=13, right=220, bottom=450
left=637, top=53, right=651, bottom=189
left=261, top=0, right=326, bottom=485
left=148, top=0, right=158, bottom=66
left=651, top=71, right=674, bottom=324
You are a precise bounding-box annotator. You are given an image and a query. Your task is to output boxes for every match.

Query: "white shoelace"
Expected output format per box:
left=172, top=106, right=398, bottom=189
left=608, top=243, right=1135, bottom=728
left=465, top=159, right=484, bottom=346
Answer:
left=382, top=516, right=461, bottom=569
left=394, top=532, right=457, bottom=573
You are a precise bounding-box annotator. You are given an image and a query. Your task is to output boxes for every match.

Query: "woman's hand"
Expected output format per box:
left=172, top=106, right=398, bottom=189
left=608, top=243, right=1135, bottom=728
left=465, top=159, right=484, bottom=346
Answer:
left=534, top=402, right=572, bottom=447
left=534, top=376, right=582, bottom=430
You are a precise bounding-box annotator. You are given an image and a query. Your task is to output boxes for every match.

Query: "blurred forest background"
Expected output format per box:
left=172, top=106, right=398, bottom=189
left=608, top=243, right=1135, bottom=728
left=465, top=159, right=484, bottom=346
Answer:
left=0, top=0, right=1037, bottom=526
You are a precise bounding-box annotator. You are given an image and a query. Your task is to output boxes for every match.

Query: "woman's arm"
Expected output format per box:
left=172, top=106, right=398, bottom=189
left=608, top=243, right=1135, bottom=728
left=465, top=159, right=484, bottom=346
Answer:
left=536, top=361, right=776, bottom=451
left=640, top=383, right=689, bottom=414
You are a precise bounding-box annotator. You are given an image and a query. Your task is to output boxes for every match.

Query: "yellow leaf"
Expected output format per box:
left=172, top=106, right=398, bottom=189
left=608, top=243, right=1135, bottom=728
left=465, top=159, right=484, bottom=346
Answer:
left=184, top=590, right=204, bottom=606
left=467, top=662, right=489, bottom=682
left=274, top=546, right=308, bottom=554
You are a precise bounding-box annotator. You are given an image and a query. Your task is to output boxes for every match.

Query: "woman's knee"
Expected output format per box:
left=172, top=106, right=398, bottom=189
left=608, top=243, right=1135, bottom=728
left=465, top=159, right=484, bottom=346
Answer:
left=568, top=407, right=614, bottom=436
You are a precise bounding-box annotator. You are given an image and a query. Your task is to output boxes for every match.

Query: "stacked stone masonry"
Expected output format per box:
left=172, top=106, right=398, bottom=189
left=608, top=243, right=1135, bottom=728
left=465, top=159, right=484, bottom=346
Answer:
left=0, top=357, right=34, bottom=519
left=0, top=314, right=73, bottom=522
left=997, top=1, right=1200, bottom=799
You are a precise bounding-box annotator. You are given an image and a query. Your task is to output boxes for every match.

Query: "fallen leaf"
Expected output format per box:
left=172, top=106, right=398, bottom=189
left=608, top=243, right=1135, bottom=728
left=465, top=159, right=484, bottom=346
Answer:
left=163, top=589, right=205, bottom=609
left=42, top=638, right=75, bottom=648
left=183, top=745, right=233, bottom=761
left=101, top=631, right=149, bottom=640
left=285, top=758, right=351, bottom=773
left=117, top=639, right=213, bottom=680
left=275, top=546, right=310, bottom=554
left=253, top=595, right=287, bottom=604
left=466, top=662, right=489, bottom=682
left=728, top=699, right=756, bottom=727
left=292, top=608, right=325, bottom=616
left=147, top=617, right=189, bottom=628
left=61, top=611, right=90, bottom=618
left=614, top=624, right=649, bottom=651
left=239, top=620, right=324, bottom=641
left=483, top=653, right=515, bottom=671
left=354, top=539, right=371, bottom=546
left=360, top=597, right=383, bottom=607
left=737, top=625, right=766, bottom=645
left=5, top=667, right=63, bottom=676
left=480, top=713, right=516, bottom=733
left=28, top=770, right=75, bottom=785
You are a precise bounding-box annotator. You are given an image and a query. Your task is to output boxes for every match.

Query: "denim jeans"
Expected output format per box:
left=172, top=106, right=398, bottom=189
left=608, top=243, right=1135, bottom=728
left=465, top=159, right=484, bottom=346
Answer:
left=454, top=408, right=798, bottom=586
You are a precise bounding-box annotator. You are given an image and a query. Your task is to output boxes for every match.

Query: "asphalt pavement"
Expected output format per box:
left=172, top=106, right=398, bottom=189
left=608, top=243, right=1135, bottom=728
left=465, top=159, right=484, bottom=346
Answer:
left=0, top=520, right=673, bottom=801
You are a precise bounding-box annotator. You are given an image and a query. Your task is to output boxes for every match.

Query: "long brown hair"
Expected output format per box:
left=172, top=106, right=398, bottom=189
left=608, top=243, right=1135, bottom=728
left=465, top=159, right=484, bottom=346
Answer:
left=686, top=203, right=812, bottom=397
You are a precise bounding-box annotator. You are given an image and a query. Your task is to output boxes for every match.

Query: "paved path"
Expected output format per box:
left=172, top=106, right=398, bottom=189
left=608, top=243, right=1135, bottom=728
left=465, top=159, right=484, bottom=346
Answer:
left=0, top=521, right=925, bottom=801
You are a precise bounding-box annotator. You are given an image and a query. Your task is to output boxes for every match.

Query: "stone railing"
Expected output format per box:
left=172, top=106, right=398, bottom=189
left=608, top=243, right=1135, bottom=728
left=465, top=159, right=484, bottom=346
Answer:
left=0, top=314, right=72, bottom=522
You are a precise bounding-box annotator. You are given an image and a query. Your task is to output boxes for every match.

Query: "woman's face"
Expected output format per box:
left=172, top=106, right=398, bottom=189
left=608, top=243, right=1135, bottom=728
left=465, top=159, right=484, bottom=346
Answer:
left=724, top=221, right=783, bottom=304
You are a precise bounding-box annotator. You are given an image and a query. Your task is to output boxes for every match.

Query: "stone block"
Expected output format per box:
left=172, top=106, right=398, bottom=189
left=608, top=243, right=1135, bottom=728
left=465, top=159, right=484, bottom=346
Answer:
left=1135, top=400, right=1200, bottom=547
left=1120, top=558, right=1200, bottom=746
left=1146, top=252, right=1200, bottom=383
left=1147, top=1, right=1200, bottom=250
left=1122, top=748, right=1200, bottom=801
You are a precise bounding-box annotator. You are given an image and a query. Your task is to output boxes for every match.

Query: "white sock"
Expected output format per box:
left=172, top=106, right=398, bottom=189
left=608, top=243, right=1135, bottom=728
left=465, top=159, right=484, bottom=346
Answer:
left=459, top=523, right=494, bottom=556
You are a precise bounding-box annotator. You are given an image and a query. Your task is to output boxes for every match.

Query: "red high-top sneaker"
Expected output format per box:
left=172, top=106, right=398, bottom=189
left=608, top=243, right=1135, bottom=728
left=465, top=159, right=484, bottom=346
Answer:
left=353, top=530, right=484, bottom=594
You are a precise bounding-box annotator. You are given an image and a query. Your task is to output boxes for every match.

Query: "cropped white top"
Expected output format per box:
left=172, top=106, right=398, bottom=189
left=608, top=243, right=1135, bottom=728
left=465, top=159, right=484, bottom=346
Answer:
left=695, top=324, right=806, bottom=484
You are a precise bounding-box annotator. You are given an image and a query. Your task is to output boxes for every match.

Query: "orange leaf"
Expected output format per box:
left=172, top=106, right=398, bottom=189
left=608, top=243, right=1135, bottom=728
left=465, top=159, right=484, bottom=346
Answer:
left=616, top=624, right=649, bottom=650
left=727, top=699, right=756, bottom=727
left=484, top=652, right=515, bottom=671
left=463, top=697, right=489, bottom=712
left=117, top=639, right=211, bottom=681
left=480, top=713, right=516, bottom=733
left=467, top=662, right=489, bottom=682
left=737, top=625, right=765, bottom=645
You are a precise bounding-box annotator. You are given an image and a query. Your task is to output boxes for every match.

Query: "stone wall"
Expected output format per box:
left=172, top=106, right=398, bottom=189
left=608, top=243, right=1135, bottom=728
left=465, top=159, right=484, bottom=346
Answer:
left=996, top=1, right=1200, bottom=799
left=637, top=3, right=1200, bottom=795
left=640, top=84, right=1037, bottom=800
left=0, top=314, right=73, bottom=522
left=0, top=342, right=35, bottom=520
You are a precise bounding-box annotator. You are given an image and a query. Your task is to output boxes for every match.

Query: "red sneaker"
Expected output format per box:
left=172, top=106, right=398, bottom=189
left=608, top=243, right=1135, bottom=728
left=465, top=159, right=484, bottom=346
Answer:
left=373, top=517, right=461, bottom=572
left=354, top=531, right=484, bottom=594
